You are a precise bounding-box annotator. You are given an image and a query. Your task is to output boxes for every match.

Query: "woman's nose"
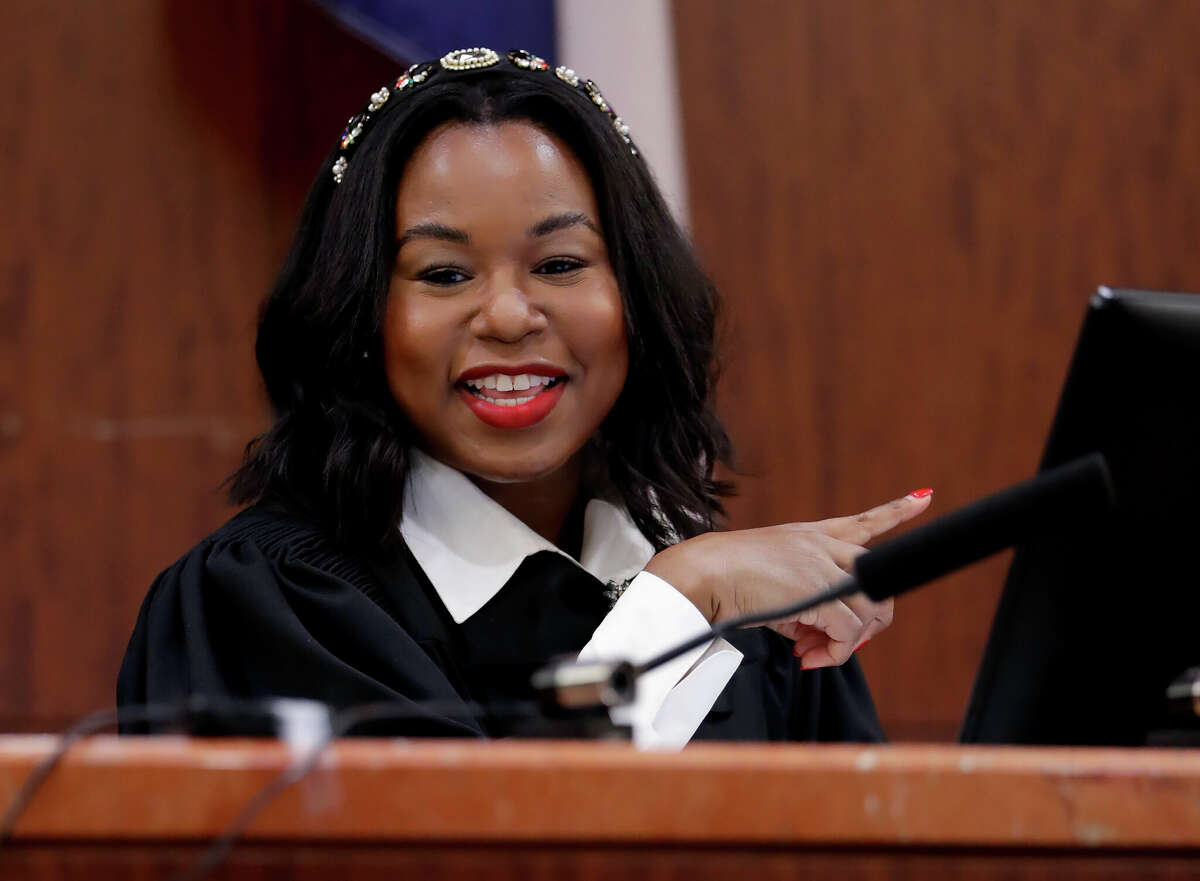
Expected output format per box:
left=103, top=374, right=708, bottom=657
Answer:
left=471, top=276, right=548, bottom=342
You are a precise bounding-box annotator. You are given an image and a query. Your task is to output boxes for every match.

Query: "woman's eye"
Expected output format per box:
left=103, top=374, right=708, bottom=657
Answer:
left=418, top=266, right=471, bottom=286
left=534, top=257, right=586, bottom=276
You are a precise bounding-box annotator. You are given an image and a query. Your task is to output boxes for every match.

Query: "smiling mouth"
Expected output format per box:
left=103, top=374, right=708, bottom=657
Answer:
left=460, top=372, right=566, bottom=406
left=456, top=372, right=569, bottom=429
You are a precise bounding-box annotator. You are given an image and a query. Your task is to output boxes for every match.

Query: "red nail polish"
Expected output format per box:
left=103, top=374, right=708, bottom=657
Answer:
left=908, top=487, right=934, bottom=499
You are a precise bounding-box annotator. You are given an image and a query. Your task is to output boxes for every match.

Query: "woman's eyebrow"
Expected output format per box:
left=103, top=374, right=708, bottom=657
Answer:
left=527, top=212, right=600, bottom=238
left=396, top=222, right=470, bottom=250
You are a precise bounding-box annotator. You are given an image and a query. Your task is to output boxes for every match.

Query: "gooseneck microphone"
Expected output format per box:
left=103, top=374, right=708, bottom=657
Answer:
left=539, top=452, right=1115, bottom=695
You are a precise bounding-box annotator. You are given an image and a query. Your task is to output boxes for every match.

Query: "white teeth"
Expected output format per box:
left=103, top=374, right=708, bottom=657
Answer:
left=463, top=373, right=562, bottom=401
left=470, top=391, right=544, bottom=406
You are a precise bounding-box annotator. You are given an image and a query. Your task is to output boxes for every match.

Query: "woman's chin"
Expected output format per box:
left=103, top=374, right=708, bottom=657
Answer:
left=464, top=460, right=570, bottom=487
left=451, top=448, right=582, bottom=490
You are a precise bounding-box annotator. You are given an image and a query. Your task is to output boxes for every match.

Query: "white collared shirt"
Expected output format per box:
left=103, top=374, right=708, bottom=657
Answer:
left=400, top=450, right=742, bottom=749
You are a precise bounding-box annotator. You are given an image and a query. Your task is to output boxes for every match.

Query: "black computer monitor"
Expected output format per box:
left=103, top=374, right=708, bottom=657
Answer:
left=961, top=287, right=1200, bottom=745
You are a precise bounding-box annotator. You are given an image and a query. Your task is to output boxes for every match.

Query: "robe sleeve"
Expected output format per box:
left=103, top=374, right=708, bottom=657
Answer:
left=578, top=571, right=742, bottom=749
left=116, top=513, right=483, bottom=738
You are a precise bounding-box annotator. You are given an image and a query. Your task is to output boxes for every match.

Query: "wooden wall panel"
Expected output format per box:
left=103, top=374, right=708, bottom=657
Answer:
left=0, top=0, right=394, bottom=728
left=674, top=1, right=1200, bottom=738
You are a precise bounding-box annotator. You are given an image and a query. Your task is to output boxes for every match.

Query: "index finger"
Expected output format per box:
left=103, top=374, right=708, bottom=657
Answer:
left=815, top=489, right=933, bottom=544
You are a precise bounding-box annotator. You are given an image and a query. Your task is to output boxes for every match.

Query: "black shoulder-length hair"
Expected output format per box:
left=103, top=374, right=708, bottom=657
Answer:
left=230, top=57, right=733, bottom=555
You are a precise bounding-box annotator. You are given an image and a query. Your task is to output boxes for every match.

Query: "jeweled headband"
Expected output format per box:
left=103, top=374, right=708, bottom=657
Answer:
left=330, top=47, right=637, bottom=185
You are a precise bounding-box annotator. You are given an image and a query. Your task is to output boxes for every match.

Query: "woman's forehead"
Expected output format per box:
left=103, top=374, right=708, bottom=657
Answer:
left=394, top=121, right=600, bottom=227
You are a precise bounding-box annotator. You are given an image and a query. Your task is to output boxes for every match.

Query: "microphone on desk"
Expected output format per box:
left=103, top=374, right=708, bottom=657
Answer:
left=533, top=452, right=1115, bottom=704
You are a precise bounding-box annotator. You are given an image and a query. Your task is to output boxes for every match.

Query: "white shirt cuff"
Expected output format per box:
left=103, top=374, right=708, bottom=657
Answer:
left=577, top=570, right=743, bottom=750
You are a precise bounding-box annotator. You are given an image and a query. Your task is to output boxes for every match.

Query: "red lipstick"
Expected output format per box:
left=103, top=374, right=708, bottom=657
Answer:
left=456, top=364, right=568, bottom=430
left=460, top=382, right=566, bottom=429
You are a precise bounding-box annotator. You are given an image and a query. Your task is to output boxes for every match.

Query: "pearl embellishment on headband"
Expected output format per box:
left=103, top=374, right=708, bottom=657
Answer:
left=396, top=63, right=433, bottom=91
left=330, top=48, right=639, bottom=185
left=339, top=115, right=365, bottom=149
left=583, top=80, right=610, bottom=113
left=508, top=49, right=549, bottom=71
left=440, top=47, right=501, bottom=70
left=367, top=88, right=389, bottom=112
left=331, top=156, right=348, bottom=184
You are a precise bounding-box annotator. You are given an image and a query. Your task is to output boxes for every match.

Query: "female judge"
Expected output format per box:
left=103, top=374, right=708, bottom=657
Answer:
left=118, top=48, right=931, bottom=747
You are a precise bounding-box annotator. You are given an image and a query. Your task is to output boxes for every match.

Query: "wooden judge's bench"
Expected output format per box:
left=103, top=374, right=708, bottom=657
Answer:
left=2, top=737, right=1200, bottom=879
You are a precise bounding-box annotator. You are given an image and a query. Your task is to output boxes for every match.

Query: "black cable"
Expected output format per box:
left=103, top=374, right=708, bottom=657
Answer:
left=0, top=689, right=557, bottom=880
left=164, top=697, right=540, bottom=881
left=0, top=695, right=343, bottom=857
left=633, top=576, right=860, bottom=676
left=4, top=688, right=616, bottom=881
left=0, top=700, right=197, bottom=850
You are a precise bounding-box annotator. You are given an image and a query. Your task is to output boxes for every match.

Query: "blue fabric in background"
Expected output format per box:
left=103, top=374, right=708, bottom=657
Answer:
left=312, top=0, right=558, bottom=66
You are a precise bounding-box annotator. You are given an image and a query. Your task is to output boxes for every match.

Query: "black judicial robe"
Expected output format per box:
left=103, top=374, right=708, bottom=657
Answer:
left=117, top=502, right=885, bottom=742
